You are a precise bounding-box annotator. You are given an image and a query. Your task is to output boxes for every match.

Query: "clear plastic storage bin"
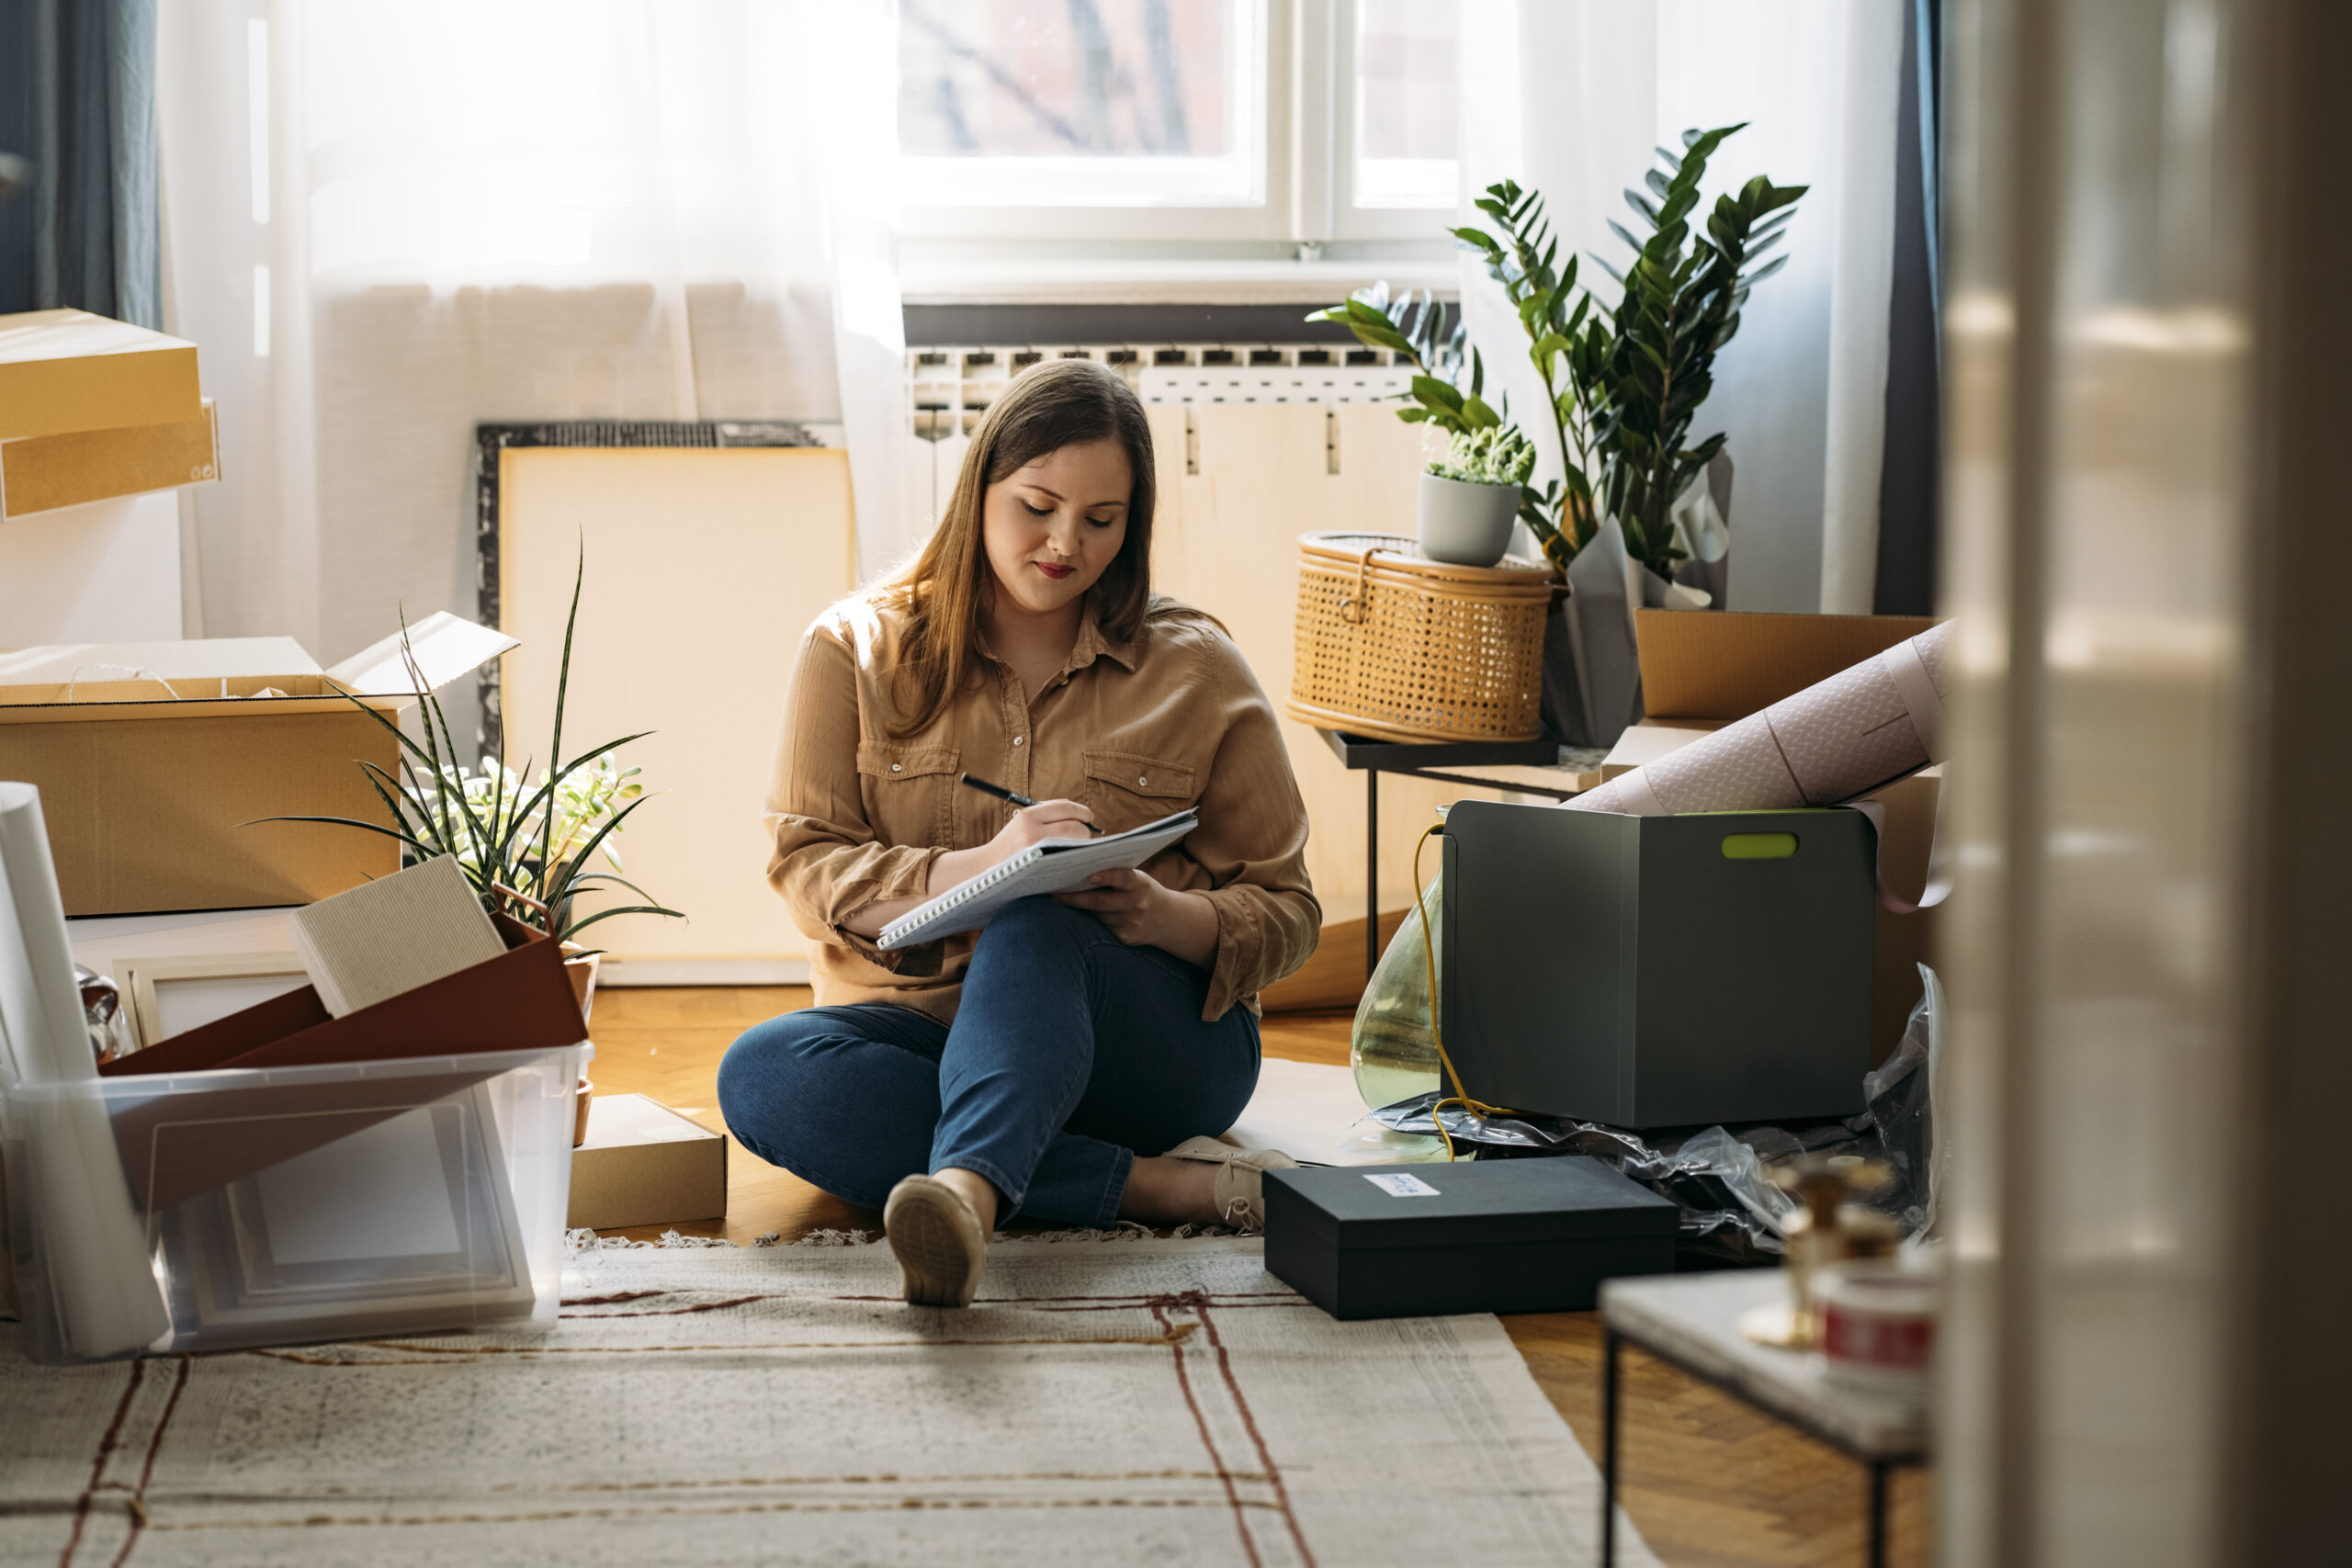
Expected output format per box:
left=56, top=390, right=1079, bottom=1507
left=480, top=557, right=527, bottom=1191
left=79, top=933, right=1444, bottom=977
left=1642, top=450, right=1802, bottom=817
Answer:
left=2, top=1041, right=588, bottom=1363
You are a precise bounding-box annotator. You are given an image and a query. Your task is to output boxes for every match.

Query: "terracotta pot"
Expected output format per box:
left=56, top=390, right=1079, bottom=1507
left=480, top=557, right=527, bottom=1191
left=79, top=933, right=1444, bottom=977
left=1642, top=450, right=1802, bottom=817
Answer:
left=560, top=947, right=601, bottom=1025
left=561, top=948, right=599, bottom=1147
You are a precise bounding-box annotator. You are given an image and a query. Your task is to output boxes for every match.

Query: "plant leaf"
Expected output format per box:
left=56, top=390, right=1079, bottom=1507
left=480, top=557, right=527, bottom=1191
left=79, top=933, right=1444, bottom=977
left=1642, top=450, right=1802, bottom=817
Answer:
left=1410, top=375, right=1464, bottom=412
left=557, top=904, right=685, bottom=942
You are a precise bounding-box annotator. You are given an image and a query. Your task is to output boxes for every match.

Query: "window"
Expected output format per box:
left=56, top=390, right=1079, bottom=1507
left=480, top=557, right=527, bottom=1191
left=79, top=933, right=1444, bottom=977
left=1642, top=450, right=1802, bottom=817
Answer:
left=899, top=0, right=1260, bottom=206
left=1351, top=0, right=1458, bottom=209
left=895, top=0, right=1460, bottom=245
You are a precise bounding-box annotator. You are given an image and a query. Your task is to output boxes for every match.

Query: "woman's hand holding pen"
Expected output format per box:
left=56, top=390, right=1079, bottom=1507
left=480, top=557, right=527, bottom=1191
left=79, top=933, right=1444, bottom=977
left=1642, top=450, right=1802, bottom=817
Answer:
left=840, top=798, right=1099, bottom=940
left=919, top=797, right=1099, bottom=899
left=985, top=798, right=1097, bottom=859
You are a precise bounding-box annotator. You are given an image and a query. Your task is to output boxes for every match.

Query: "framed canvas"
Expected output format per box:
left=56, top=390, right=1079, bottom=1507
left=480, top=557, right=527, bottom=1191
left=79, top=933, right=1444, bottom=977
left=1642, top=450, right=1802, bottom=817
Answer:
left=157, top=1084, right=536, bottom=1343
left=475, top=421, right=846, bottom=984
left=119, top=952, right=310, bottom=1049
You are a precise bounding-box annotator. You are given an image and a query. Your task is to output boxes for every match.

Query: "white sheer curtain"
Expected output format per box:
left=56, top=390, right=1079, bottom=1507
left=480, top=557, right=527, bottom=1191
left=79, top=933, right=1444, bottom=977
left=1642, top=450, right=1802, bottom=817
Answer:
left=155, top=0, right=908, bottom=695
left=1458, top=0, right=1902, bottom=613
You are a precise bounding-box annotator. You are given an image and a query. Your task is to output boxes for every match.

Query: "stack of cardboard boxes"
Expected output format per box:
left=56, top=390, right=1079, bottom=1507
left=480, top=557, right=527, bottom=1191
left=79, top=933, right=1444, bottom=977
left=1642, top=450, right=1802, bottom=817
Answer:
left=0, top=310, right=220, bottom=646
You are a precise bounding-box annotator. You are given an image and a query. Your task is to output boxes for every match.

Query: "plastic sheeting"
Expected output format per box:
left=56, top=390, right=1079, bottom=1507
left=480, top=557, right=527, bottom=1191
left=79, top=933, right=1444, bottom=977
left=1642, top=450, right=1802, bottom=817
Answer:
left=1368, top=964, right=1943, bottom=1265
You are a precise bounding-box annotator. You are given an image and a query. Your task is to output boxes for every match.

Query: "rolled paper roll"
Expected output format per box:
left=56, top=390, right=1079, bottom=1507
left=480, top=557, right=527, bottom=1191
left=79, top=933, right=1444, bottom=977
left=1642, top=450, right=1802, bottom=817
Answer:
left=1572, top=621, right=1952, bottom=817
left=0, top=783, right=174, bottom=1358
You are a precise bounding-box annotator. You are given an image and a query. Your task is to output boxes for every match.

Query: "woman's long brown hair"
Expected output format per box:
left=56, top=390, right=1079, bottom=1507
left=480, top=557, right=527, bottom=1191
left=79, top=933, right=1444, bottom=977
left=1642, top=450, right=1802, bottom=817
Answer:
left=883, top=358, right=1157, bottom=738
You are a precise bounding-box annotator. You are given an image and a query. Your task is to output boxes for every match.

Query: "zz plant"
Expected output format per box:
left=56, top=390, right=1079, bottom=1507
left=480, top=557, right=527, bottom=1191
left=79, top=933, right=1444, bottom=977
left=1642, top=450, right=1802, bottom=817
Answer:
left=1306, top=282, right=1501, bottom=435
left=1451, top=181, right=1611, bottom=577
left=1590, top=125, right=1806, bottom=580
left=1314, top=122, right=1805, bottom=586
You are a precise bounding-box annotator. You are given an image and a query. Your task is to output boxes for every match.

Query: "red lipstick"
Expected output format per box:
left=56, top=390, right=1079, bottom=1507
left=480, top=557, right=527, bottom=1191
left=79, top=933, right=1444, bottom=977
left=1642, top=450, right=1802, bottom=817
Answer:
left=1035, top=562, right=1074, bottom=580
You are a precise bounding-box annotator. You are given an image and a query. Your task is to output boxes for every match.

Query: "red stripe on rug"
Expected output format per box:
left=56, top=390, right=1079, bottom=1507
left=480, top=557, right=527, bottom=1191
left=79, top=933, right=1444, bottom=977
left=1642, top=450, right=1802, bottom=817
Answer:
left=1153, top=1298, right=1263, bottom=1568
left=1196, top=1292, right=1317, bottom=1568
left=59, top=1360, right=143, bottom=1568
left=107, top=1357, right=191, bottom=1568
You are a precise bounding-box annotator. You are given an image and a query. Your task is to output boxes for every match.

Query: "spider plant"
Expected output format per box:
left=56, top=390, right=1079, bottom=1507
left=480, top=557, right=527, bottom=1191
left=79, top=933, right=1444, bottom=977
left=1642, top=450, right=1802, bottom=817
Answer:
left=265, top=547, right=682, bottom=950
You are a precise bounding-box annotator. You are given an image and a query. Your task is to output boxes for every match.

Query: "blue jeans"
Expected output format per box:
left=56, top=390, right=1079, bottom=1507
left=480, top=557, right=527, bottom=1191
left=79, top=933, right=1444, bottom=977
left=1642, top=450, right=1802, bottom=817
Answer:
left=717, top=897, right=1262, bottom=1227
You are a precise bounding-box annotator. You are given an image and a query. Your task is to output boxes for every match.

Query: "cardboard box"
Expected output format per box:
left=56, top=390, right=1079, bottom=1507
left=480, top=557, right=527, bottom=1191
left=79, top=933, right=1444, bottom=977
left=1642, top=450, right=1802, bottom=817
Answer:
left=0, top=310, right=202, bottom=442
left=1634, top=608, right=1939, bottom=724
left=1, top=399, right=220, bottom=519
left=1263, top=1158, right=1679, bottom=1320
left=1442, top=800, right=1880, bottom=1127
left=566, top=1094, right=729, bottom=1231
left=0, top=613, right=515, bottom=916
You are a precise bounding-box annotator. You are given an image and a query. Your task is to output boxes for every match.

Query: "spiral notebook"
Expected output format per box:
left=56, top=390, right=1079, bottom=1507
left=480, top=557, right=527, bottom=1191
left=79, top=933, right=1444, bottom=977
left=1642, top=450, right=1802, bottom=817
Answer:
left=876, top=808, right=1200, bottom=950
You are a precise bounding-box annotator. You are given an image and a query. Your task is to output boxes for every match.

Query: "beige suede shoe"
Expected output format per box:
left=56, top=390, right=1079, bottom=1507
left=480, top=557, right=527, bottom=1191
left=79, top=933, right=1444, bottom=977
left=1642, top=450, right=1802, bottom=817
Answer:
left=1160, top=1136, right=1301, bottom=1232
left=884, top=1174, right=988, bottom=1308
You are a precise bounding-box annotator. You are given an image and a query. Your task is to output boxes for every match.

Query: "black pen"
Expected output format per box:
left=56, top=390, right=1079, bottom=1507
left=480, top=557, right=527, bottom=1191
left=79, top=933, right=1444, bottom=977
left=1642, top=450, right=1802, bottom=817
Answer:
left=957, top=772, right=1102, bottom=834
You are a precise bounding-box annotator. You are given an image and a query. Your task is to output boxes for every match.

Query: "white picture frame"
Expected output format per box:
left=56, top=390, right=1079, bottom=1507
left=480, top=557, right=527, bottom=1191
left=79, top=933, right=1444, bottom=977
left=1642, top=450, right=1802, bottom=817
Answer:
left=118, top=952, right=311, bottom=1048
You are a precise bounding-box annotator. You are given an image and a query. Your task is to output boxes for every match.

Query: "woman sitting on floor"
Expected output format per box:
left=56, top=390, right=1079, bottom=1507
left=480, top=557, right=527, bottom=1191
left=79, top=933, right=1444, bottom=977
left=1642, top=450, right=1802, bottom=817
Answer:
left=718, top=357, right=1319, bottom=1308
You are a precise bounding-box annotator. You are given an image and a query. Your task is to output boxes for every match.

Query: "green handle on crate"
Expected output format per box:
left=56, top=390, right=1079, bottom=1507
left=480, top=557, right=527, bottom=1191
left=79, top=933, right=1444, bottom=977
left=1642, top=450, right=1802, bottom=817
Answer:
left=1720, top=832, right=1799, bottom=861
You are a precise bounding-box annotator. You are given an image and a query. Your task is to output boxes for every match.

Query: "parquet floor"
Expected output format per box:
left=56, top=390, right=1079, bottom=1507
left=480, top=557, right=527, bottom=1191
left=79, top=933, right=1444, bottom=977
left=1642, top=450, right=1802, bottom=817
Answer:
left=586, top=987, right=1930, bottom=1567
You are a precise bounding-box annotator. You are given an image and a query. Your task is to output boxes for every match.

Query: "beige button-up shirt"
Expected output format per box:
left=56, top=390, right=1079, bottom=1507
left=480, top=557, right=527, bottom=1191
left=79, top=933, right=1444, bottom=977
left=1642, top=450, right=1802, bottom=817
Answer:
left=764, top=591, right=1320, bottom=1023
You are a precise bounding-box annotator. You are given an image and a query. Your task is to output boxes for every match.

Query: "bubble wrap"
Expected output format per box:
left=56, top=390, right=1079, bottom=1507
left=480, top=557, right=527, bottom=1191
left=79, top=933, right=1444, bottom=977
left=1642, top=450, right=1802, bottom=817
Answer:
left=1571, top=621, right=1952, bottom=816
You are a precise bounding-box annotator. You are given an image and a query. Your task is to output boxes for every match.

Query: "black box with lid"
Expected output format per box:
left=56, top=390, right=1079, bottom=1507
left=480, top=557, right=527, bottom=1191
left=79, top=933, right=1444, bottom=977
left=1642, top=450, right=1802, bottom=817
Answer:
left=1262, top=1157, right=1679, bottom=1320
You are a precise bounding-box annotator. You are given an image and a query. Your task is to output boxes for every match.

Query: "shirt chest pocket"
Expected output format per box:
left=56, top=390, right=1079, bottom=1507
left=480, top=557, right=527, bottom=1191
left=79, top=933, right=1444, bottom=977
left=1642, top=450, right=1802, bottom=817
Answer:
left=856, top=742, right=960, bottom=848
left=1080, top=749, right=1197, bottom=834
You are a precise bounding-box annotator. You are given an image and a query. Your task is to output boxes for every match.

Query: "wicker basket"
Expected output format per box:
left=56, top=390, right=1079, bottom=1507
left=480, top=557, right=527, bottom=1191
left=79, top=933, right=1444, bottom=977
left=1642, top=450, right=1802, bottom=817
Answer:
left=1287, top=532, right=1554, bottom=743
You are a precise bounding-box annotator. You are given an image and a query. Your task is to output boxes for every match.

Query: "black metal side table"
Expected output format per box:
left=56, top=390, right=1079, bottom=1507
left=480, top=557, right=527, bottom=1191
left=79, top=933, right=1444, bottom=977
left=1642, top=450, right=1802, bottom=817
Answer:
left=1311, top=729, right=1587, bottom=975
left=1598, top=1271, right=1929, bottom=1568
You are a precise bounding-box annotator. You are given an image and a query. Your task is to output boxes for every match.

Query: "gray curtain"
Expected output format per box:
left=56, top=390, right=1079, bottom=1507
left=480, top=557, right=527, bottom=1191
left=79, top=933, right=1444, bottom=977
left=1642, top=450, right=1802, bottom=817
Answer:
left=0, top=0, right=162, bottom=328
left=1872, top=0, right=1942, bottom=615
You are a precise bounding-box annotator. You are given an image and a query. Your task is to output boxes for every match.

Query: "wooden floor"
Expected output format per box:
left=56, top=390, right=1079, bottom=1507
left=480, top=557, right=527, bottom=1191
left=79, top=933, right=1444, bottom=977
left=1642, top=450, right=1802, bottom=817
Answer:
left=587, top=987, right=1930, bottom=1567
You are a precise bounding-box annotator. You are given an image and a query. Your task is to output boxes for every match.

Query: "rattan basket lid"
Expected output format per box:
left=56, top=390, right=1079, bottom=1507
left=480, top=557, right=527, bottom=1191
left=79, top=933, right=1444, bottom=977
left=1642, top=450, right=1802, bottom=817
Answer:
left=1297, top=532, right=1555, bottom=587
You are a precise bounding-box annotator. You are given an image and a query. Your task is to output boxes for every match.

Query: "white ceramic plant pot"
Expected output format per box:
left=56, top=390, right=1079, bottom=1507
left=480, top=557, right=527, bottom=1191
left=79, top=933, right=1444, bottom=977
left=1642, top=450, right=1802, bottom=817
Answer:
left=1417, top=472, right=1521, bottom=567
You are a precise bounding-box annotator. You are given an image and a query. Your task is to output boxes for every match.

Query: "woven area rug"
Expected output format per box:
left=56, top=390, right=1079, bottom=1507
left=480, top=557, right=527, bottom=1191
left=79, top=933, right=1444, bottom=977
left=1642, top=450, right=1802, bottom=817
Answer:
left=1, top=1237, right=1658, bottom=1567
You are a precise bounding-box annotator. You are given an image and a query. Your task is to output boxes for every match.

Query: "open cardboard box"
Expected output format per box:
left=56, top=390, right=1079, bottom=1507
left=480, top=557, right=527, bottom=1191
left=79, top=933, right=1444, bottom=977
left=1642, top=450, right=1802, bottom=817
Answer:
left=1606, top=609, right=1945, bottom=1060
left=0, top=614, right=515, bottom=916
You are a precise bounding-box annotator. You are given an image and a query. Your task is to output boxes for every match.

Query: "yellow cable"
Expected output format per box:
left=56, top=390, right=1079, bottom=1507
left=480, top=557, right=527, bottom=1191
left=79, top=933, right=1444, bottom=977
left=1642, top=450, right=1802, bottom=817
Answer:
left=1410, top=822, right=1515, bottom=1162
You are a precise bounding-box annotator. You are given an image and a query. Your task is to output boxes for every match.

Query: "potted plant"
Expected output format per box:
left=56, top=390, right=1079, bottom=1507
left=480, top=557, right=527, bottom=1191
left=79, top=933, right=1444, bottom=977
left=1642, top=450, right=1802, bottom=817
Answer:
left=1581, top=125, right=1803, bottom=592
left=268, top=552, right=682, bottom=1137
left=1316, top=124, right=1805, bottom=746
left=1419, top=425, right=1536, bottom=566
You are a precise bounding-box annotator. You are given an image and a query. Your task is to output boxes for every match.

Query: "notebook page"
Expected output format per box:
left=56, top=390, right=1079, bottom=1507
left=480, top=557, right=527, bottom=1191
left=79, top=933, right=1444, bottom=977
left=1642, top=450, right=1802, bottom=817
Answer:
left=876, top=809, right=1199, bottom=949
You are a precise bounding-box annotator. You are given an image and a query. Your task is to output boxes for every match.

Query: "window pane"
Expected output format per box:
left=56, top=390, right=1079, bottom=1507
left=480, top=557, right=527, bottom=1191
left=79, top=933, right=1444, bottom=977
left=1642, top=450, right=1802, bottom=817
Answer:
left=900, top=0, right=1235, bottom=158
left=1355, top=0, right=1457, bottom=208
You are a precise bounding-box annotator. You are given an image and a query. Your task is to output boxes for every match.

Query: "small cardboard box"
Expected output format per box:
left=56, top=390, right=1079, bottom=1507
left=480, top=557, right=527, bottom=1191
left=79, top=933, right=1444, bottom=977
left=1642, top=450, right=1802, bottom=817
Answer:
left=1442, top=800, right=1880, bottom=1127
left=1263, top=1158, right=1679, bottom=1320
left=0, top=310, right=202, bottom=442
left=0, top=613, right=514, bottom=916
left=1, top=399, right=220, bottom=519
left=566, top=1094, right=729, bottom=1231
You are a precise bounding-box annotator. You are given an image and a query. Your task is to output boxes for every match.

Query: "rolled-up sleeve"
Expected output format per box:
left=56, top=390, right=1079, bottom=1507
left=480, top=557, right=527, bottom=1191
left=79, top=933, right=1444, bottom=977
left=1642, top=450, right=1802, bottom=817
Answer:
left=763, top=626, right=942, bottom=973
left=1182, top=644, right=1321, bottom=1021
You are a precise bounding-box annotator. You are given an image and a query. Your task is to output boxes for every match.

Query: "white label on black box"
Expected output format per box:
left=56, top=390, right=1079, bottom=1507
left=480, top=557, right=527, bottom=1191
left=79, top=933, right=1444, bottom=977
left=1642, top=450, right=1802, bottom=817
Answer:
left=1363, top=1172, right=1441, bottom=1197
